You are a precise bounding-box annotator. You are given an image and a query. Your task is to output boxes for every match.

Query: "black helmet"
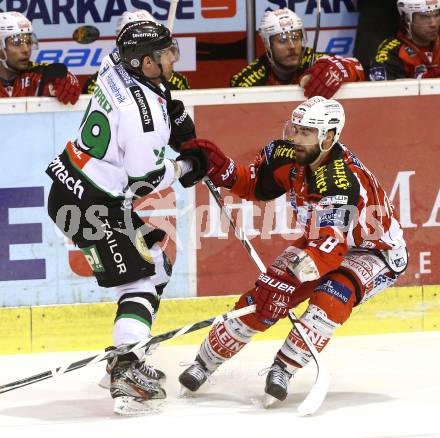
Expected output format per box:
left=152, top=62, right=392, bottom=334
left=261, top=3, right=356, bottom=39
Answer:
left=116, top=21, right=177, bottom=75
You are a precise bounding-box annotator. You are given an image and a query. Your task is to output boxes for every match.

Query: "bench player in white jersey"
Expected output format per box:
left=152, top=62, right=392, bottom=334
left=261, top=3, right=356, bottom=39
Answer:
left=178, top=97, right=408, bottom=404
left=45, top=21, right=207, bottom=415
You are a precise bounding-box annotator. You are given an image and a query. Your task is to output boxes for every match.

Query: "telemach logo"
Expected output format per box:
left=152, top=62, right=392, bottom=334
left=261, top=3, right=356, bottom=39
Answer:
left=47, top=156, right=84, bottom=199
left=129, top=86, right=154, bottom=133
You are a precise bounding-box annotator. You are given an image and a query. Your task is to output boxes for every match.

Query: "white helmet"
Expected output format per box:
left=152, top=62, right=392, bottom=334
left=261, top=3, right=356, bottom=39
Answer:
left=116, top=10, right=156, bottom=36
left=397, top=0, right=440, bottom=23
left=0, top=11, right=35, bottom=49
left=259, top=8, right=306, bottom=50
left=0, top=12, right=37, bottom=70
left=286, top=96, right=345, bottom=149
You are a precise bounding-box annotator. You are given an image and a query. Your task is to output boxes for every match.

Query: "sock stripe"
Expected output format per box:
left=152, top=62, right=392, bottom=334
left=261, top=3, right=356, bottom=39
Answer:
left=116, top=300, right=154, bottom=326
left=118, top=292, right=159, bottom=311
left=115, top=313, right=151, bottom=327
left=119, top=296, right=156, bottom=319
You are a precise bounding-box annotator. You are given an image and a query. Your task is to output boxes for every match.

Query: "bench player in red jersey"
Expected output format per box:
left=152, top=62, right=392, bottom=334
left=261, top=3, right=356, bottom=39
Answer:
left=370, top=0, right=440, bottom=80
left=230, top=8, right=365, bottom=98
left=0, top=11, right=80, bottom=104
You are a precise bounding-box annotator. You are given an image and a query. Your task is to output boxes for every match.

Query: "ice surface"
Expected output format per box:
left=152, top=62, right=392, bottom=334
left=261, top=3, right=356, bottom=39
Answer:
left=0, top=333, right=439, bottom=438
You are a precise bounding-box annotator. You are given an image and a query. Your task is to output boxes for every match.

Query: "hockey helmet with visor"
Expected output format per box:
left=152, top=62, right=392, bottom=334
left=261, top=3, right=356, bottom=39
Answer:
left=284, top=96, right=345, bottom=152
left=259, top=8, right=306, bottom=61
left=116, top=21, right=179, bottom=79
left=397, top=0, right=440, bottom=35
left=0, top=12, right=38, bottom=70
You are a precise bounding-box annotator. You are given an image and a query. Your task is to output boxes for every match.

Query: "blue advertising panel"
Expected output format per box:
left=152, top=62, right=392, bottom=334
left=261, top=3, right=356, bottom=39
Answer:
left=0, top=1, right=358, bottom=36
left=0, top=108, right=193, bottom=306
left=0, top=1, right=358, bottom=75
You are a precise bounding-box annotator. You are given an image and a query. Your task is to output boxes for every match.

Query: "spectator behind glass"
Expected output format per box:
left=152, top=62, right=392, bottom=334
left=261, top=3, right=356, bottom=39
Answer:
left=82, top=9, right=190, bottom=95
left=230, top=7, right=365, bottom=99
left=0, top=11, right=80, bottom=104
left=370, top=0, right=440, bottom=80
left=353, top=0, right=399, bottom=77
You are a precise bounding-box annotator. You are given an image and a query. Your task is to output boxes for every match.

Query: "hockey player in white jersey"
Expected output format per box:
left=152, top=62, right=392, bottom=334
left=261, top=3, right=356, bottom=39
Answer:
left=45, top=21, right=207, bottom=415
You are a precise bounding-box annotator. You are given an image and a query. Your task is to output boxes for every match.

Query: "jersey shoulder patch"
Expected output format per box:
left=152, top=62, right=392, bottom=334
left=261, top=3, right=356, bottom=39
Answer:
left=369, top=66, right=387, bottom=81
left=168, top=71, right=190, bottom=90
left=374, top=37, right=402, bottom=64
left=299, top=48, right=327, bottom=70
left=27, top=61, right=46, bottom=72
left=97, top=58, right=133, bottom=108
left=83, top=71, right=97, bottom=94
left=309, top=149, right=360, bottom=206
left=263, top=139, right=296, bottom=166
left=109, top=51, right=121, bottom=65
left=230, top=56, right=268, bottom=87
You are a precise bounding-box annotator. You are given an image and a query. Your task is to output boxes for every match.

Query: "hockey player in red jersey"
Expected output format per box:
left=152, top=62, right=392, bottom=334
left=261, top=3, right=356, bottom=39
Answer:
left=178, top=96, right=408, bottom=403
left=0, top=11, right=80, bottom=104
left=230, top=8, right=365, bottom=98
left=370, top=0, right=440, bottom=80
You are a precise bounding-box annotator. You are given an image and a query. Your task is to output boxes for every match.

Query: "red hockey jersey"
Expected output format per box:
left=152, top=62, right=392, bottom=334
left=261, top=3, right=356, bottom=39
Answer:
left=0, top=62, right=60, bottom=98
left=230, top=140, right=405, bottom=277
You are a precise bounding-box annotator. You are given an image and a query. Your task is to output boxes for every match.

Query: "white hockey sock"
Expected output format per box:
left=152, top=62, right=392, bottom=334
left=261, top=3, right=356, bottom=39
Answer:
left=276, top=304, right=340, bottom=374
left=198, top=317, right=259, bottom=372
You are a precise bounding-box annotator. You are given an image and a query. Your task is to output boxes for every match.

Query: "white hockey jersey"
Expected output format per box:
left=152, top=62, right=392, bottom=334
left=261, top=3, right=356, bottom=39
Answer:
left=46, top=52, right=177, bottom=204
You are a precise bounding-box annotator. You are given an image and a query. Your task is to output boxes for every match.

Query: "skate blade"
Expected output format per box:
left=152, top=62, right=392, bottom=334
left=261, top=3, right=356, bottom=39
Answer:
left=178, top=385, right=195, bottom=398
left=98, top=373, right=110, bottom=390
left=263, top=394, right=279, bottom=409
left=113, top=396, right=164, bottom=416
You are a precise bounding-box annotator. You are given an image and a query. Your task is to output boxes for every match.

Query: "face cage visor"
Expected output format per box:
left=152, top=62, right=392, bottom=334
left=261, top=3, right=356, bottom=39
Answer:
left=403, top=9, right=440, bottom=34
left=151, top=37, right=180, bottom=66
left=283, top=120, right=338, bottom=153
left=269, top=29, right=307, bottom=47
left=4, top=33, right=38, bottom=50
left=283, top=120, right=321, bottom=145
left=266, top=29, right=306, bottom=65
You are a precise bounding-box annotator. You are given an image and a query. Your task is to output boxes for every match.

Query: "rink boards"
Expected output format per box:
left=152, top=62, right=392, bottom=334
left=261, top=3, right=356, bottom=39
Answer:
left=0, top=285, right=438, bottom=354
left=0, top=81, right=439, bottom=354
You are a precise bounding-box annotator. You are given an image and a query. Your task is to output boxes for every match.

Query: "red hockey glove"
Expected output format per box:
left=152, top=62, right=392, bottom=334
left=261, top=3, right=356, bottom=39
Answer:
left=302, top=57, right=348, bottom=99
left=254, top=269, right=300, bottom=320
left=180, top=138, right=236, bottom=188
left=421, top=66, right=440, bottom=79
left=52, top=73, right=81, bottom=105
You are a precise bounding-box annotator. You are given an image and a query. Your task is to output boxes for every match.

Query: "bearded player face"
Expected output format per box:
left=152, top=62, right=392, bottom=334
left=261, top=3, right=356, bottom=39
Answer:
left=284, top=123, right=321, bottom=165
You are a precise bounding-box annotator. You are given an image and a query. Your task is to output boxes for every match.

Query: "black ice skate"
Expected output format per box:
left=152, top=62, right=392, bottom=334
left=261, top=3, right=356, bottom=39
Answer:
left=110, top=352, right=166, bottom=416
left=179, top=355, right=213, bottom=393
left=99, top=346, right=166, bottom=390
left=263, top=359, right=293, bottom=406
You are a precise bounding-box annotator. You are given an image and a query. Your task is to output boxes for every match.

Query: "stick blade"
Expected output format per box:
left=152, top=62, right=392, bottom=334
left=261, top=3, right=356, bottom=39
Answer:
left=297, top=362, right=330, bottom=416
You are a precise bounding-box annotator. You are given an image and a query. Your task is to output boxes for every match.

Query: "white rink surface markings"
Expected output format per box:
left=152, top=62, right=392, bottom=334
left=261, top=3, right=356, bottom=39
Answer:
left=0, top=332, right=439, bottom=438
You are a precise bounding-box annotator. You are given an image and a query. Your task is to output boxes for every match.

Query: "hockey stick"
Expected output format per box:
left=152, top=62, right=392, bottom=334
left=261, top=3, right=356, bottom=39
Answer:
left=167, top=0, right=179, bottom=33
left=310, top=0, right=322, bottom=66
left=0, top=304, right=255, bottom=395
left=204, top=178, right=330, bottom=415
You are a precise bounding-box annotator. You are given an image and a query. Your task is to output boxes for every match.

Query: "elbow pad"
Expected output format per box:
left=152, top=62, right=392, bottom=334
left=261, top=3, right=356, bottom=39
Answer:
left=273, top=246, right=320, bottom=283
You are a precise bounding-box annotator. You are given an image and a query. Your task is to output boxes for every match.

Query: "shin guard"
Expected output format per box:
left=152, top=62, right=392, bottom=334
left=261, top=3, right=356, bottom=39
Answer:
left=276, top=304, right=340, bottom=374
left=198, top=316, right=259, bottom=372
